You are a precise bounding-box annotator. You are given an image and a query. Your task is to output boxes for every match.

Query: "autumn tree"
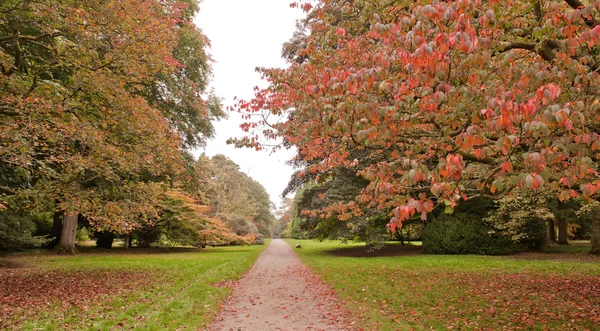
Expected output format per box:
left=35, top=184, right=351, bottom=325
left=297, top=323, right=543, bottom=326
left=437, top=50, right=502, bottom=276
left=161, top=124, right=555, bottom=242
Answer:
left=135, top=189, right=253, bottom=247
left=0, top=0, right=220, bottom=253
left=234, top=0, right=600, bottom=254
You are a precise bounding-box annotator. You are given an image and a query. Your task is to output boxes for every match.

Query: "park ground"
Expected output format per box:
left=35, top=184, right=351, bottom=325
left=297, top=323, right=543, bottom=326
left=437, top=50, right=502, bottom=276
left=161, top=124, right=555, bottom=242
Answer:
left=1, top=240, right=599, bottom=330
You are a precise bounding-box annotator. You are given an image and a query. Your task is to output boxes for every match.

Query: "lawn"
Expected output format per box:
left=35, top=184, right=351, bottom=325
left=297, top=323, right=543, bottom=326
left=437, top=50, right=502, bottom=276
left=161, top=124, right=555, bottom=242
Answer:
left=287, top=240, right=600, bottom=331
left=0, top=243, right=267, bottom=330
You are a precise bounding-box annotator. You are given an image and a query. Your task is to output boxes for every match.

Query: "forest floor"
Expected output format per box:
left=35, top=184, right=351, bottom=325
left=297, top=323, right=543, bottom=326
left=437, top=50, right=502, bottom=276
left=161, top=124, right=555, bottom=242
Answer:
left=208, top=239, right=353, bottom=331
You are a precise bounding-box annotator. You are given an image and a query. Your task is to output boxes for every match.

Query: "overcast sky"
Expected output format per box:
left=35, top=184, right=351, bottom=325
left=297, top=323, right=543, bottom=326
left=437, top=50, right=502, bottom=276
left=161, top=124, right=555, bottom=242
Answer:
left=193, top=1, right=304, bottom=208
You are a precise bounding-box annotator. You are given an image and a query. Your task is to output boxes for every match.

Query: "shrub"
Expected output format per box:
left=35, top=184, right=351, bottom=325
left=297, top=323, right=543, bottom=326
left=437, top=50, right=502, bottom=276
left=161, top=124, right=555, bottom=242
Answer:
left=422, top=213, right=521, bottom=255
left=77, top=227, right=91, bottom=242
left=253, top=233, right=265, bottom=245
left=485, top=190, right=553, bottom=249
left=0, top=210, right=50, bottom=251
left=289, top=217, right=309, bottom=239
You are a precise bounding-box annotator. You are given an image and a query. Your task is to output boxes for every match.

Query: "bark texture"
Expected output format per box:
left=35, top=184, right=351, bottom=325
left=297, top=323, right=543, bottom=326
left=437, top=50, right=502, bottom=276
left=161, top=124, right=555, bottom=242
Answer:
left=47, top=209, right=63, bottom=249
left=557, top=217, right=569, bottom=245
left=55, top=211, right=78, bottom=254
left=122, top=235, right=133, bottom=248
left=548, top=219, right=557, bottom=243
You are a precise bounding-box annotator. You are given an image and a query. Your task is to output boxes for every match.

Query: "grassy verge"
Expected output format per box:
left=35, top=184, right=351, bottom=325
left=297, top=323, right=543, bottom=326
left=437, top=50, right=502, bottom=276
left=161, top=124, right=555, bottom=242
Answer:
left=1, top=242, right=268, bottom=330
left=287, top=239, right=600, bottom=331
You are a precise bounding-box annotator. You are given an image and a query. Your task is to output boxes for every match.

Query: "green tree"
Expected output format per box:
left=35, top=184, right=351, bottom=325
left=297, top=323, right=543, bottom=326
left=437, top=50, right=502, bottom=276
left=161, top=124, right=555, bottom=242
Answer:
left=203, top=155, right=275, bottom=237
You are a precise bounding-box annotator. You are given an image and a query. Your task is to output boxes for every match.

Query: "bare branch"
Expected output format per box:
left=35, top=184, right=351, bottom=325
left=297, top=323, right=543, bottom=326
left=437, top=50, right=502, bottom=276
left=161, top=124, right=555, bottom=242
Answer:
left=449, top=119, right=471, bottom=138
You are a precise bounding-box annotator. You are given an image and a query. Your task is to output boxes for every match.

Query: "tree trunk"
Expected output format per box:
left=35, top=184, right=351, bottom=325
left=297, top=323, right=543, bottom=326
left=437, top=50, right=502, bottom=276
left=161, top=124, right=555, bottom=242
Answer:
left=394, top=231, right=405, bottom=245
left=548, top=219, right=557, bottom=243
left=557, top=217, right=569, bottom=245
left=542, top=220, right=552, bottom=251
left=96, top=231, right=115, bottom=249
left=591, top=208, right=600, bottom=255
left=122, top=235, right=132, bottom=248
left=54, top=211, right=78, bottom=254
left=47, top=209, right=63, bottom=249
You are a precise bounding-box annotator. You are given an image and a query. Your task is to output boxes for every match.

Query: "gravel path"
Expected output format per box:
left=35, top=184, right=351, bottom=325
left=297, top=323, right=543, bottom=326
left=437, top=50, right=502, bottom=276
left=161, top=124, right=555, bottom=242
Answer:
left=208, top=239, right=352, bottom=331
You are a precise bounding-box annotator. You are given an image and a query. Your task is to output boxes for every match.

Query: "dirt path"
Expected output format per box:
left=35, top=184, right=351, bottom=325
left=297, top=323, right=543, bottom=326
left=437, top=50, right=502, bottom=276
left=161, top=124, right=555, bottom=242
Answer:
left=208, top=239, right=352, bottom=331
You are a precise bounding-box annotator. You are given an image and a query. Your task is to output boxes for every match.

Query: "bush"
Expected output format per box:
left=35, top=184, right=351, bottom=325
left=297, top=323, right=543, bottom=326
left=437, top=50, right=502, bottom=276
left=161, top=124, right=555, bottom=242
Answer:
left=484, top=189, right=554, bottom=249
left=253, top=233, right=265, bottom=245
left=273, top=222, right=289, bottom=238
left=0, top=210, right=50, bottom=251
left=289, top=217, right=309, bottom=239
left=518, top=218, right=548, bottom=250
left=77, top=227, right=91, bottom=242
left=136, top=225, right=162, bottom=247
left=422, top=213, right=521, bottom=255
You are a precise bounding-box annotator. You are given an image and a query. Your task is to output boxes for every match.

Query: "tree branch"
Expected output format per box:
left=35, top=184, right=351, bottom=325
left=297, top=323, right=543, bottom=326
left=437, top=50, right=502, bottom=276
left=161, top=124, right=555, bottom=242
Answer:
left=496, top=42, right=557, bottom=62
left=564, top=0, right=600, bottom=28
left=0, top=186, right=16, bottom=195
left=22, top=74, right=38, bottom=97
left=457, top=150, right=497, bottom=165
left=0, top=33, right=54, bottom=43
left=449, top=119, right=471, bottom=138
left=534, top=0, right=543, bottom=23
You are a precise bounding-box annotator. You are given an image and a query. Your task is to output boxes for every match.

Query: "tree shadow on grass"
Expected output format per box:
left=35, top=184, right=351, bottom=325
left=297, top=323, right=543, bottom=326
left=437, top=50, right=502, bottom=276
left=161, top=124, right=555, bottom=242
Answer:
left=324, top=243, right=423, bottom=258
left=0, top=259, right=23, bottom=269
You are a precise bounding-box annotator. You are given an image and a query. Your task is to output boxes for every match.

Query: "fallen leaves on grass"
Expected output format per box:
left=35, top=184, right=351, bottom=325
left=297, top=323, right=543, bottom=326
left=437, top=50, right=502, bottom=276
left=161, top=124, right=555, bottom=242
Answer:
left=0, top=267, right=155, bottom=329
left=342, top=267, right=600, bottom=330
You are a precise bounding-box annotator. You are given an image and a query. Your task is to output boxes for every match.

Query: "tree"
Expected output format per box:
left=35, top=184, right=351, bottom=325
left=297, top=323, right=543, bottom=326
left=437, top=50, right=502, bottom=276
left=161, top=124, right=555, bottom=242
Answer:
left=203, top=155, right=275, bottom=237
left=1, top=0, right=220, bottom=253
left=235, top=0, right=600, bottom=254
left=245, top=178, right=276, bottom=237
left=135, top=190, right=253, bottom=247
left=485, top=189, right=555, bottom=250
left=273, top=198, right=294, bottom=238
left=142, top=0, right=224, bottom=148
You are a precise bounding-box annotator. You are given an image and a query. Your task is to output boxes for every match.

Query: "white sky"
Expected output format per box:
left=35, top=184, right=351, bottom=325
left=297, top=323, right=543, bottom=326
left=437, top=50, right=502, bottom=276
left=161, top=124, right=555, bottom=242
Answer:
left=193, top=1, right=304, bottom=208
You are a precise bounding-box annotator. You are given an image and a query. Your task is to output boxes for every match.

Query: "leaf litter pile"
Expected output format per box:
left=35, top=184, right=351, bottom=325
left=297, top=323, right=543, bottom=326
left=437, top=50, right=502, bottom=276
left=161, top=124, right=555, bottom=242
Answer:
left=0, top=264, right=156, bottom=329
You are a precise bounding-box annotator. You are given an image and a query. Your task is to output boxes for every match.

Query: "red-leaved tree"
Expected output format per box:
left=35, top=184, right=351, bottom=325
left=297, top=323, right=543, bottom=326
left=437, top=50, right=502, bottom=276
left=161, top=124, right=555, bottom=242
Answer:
left=234, top=0, right=600, bottom=254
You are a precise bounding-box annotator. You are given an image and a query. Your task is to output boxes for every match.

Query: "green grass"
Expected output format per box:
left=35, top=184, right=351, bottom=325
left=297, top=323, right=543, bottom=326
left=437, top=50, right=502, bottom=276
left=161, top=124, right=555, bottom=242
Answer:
left=1, top=243, right=267, bottom=330
left=548, top=242, right=592, bottom=254
left=287, top=239, right=600, bottom=331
